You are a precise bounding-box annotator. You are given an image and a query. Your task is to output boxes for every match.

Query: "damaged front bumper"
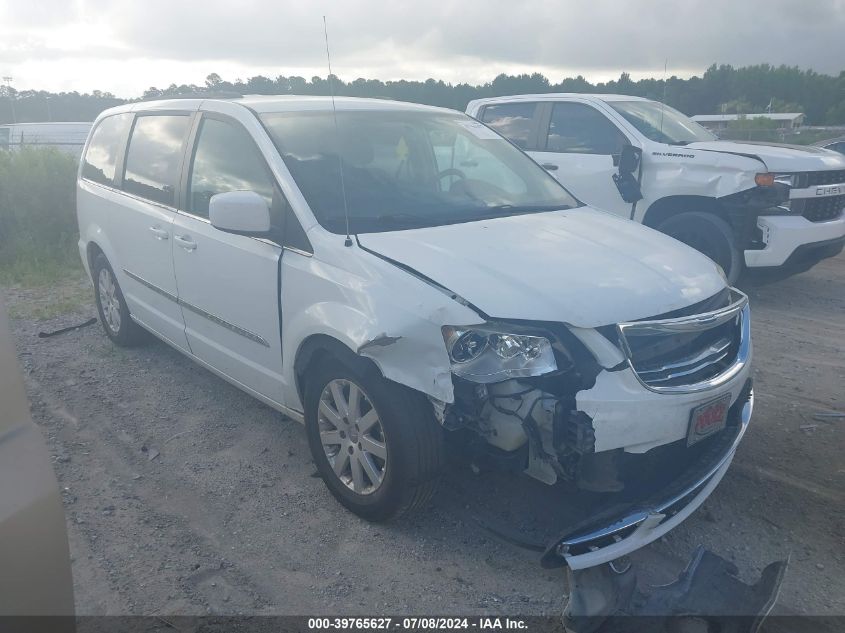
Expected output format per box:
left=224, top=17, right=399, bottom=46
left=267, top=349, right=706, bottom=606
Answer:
left=542, top=386, right=753, bottom=571
left=562, top=544, right=788, bottom=633
left=745, top=214, right=845, bottom=269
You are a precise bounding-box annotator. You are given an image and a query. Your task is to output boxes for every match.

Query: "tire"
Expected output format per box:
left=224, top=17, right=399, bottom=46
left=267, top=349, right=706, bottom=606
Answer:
left=657, top=211, right=743, bottom=284
left=92, top=253, right=147, bottom=347
left=304, top=357, right=444, bottom=522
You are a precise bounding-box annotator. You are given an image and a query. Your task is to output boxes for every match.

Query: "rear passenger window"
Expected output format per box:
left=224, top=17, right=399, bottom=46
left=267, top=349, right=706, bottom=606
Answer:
left=122, top=115, right=190, bottom=206
left=545, top=102, right=627, bottom=155
left=188, top=117, right=275, bottom=218
left=81, top=113, right=132, bottom=186
left=479, top=103, right=538, bottom=149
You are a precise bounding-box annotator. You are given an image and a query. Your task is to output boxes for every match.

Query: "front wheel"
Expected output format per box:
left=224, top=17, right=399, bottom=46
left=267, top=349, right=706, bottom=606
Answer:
left=658, top=212, right=743, bottom=284
left=304, top=359, right=444, bottom=522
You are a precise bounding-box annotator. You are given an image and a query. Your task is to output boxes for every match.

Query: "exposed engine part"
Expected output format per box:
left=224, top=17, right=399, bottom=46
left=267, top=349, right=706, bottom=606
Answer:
left=459, top=380, right=598, bottom=485
left=481, top=380, right=537, bottom=451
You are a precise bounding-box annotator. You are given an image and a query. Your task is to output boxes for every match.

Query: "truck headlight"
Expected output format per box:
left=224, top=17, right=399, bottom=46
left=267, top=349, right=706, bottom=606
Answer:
left=442, top=325, right=557, bottom=383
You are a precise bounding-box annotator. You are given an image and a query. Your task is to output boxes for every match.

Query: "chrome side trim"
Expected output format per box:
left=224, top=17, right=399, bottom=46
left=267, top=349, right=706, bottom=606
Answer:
left=81, top=177, right=178, bottom=213
left=616, top=288, right=750, bottom=394
left=179, top=297, right=270, bottom=348
left=283, top=245, right=314, bottom=258
left=122, top=268, right=270, bottom=348
left=176, top=209, right=212, bottom=224
left=122, top=268, right=179, bottom=302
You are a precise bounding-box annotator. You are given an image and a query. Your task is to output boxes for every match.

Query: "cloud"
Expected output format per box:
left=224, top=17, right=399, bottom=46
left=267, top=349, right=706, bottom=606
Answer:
left=1, top=0, right=844, bottom=96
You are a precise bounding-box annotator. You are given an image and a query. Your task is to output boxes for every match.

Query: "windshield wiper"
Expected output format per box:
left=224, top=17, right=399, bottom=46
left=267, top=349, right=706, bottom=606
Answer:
left=323, top=213, right=437, bottom=230
left=475, top=203, right=570, bottom=217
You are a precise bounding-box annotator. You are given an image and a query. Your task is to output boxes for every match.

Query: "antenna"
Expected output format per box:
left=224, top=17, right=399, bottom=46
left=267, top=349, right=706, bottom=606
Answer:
left=659, top=58, right=668, bottom=136
left=323, top=16, right=353, bottom=247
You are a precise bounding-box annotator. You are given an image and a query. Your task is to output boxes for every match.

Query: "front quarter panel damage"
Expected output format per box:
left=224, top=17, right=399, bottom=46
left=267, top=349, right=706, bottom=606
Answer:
left=281, top=237, right=481, bottom=409
left=635, top=148, right=764, bottom=223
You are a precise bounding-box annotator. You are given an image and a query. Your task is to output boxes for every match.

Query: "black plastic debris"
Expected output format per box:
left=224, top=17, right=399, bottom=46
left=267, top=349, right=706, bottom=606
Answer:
left=38, top=317, right=97, bottom=338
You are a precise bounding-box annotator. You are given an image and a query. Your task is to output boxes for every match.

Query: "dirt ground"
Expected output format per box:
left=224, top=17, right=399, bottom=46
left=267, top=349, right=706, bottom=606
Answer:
left=2, top=252, right=843, bottom=618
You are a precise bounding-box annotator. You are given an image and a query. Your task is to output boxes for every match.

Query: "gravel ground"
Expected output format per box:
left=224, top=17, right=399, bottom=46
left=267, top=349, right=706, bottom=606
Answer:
left=2, top=252, right=843, bottom=617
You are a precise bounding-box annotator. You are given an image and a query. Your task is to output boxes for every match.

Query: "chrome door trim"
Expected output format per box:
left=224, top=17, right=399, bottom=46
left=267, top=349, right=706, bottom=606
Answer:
left=123, top=268, right=179, bottom=302
left=178, top=296, right=270, bottom=348
left=122, top=268, right=270, bottom=348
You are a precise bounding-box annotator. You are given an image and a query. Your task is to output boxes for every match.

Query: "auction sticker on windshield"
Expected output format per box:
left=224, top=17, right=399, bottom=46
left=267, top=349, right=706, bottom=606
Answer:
left=687, top=393, right=731, bottom=446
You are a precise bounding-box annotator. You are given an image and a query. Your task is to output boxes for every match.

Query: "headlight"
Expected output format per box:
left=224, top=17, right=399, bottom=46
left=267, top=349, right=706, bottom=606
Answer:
left=442, top=325, right=557, bottom=383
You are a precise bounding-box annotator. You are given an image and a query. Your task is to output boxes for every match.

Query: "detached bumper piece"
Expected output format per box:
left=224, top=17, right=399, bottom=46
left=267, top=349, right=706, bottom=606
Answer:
left=563, top=546, right=788, bottom=633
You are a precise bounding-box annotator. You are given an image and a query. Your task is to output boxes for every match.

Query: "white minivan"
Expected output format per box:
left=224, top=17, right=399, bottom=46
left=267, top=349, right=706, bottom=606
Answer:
left=77, top=96, right=752, bottom=570
left=467, top=94, right=845, bottom=283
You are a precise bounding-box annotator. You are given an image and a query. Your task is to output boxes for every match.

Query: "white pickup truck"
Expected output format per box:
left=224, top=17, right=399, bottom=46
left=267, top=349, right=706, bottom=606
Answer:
left=467, top=94, right=845, bottom=282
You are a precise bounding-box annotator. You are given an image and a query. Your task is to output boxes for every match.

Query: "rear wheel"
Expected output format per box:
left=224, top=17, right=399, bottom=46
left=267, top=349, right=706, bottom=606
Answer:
left=658, top=211, right=743, bottom=284
left=304, top=358, right=444, bottom=521
left=92, top=254, right=147, bottom=346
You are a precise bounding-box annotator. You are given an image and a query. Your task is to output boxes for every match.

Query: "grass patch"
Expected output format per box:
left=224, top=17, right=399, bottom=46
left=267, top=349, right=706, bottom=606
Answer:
left=3, top=269, right=93, bottom=321
left=0, top=256, right=84, bottom=287
left=0, top=147, right=80, bottom=284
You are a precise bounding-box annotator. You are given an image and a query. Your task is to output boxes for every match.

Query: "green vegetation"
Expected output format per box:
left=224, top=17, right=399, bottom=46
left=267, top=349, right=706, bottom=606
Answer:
left=5, top=277, right=91, bottom=320
left=0, top=147, right=82, bottom=285
left=2, top=63, right=845, bottom=125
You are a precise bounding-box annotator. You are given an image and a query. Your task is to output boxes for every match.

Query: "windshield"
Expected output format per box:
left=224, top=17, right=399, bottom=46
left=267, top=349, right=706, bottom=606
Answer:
left=260, top=110, right=578, bottom=233
left=608, top=100, right=717, bottom=145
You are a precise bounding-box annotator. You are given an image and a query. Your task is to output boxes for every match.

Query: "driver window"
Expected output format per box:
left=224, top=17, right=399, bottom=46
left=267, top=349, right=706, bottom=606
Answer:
left=429, top=128, right=527, bottom=196
left=188, top=117, right=276, bottom=218
left=545, top=102, right=627, bottom=155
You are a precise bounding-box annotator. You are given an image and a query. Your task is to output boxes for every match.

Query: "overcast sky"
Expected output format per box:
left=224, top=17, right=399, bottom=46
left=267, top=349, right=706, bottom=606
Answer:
left=2, top=0, right=844, bottom=97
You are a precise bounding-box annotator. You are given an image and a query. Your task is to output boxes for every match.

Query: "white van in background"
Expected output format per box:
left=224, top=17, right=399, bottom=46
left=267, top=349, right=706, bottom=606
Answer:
left=467, top=94, right=845, bottom=282
left=0, top=122, right=93, bottom=157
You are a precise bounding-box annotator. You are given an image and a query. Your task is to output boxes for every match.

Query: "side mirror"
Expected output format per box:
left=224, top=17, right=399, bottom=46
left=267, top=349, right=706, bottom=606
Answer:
left=613, top=145, right=643, bottom=204
left=209, top=191, right=271, bottom=236
left=618, top=144, right=642, bottom=175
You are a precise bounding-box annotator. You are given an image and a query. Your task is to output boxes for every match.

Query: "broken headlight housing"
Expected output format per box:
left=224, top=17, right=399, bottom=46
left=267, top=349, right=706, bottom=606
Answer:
left=442, top=325, right=557, bottom=383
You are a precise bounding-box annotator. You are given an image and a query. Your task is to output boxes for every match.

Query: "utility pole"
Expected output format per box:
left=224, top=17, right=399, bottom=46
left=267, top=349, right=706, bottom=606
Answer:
left=2, top=76, right=16, bottom=124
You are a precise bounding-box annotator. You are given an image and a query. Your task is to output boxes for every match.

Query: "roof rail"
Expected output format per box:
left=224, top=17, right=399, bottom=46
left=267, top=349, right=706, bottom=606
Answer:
left=140, top=90, right=243, bottom=101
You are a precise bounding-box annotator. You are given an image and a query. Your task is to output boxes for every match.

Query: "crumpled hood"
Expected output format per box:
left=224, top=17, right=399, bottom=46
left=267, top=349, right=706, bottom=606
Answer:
left=357, top=208, right=726, bottom=328
left=687, top=140, right=845, bottom=173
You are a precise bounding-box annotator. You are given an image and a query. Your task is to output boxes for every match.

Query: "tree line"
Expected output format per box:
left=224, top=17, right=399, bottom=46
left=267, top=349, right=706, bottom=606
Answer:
left=2, top=63, right=844, bottom=125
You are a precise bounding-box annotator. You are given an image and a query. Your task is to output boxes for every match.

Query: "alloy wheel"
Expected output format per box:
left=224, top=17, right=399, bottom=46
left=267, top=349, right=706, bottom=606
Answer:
left=98, top=268, right=122, bottom=334
left=317, top=378, right=388, bottom=495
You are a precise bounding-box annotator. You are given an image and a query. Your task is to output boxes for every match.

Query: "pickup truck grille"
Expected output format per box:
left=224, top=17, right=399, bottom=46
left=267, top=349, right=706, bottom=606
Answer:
left=797, top=194, right=845, bottom=222
left=616, top=289, right=749, bottom=393
left=798, top=169, right=845, bottom=188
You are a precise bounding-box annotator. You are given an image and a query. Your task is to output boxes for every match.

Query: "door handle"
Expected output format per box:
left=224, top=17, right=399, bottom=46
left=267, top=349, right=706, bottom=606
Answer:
left=541, top=163, right=559, bottom=171
left=174, top=235, right=197, bottom=252
left=149, top=226, right=169, bottom=240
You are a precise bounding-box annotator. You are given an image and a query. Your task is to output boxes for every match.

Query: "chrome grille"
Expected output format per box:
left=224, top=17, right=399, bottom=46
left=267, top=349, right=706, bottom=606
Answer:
left=616, top=289, right=749, bottom=393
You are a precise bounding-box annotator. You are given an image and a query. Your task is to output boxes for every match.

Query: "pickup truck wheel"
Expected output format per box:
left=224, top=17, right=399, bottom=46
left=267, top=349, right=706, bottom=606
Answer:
left=304, top=359, right=444, bottom=522
left=92, top=254, right=147, bottom=347
left=658, top=212, right=743, bottom=284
